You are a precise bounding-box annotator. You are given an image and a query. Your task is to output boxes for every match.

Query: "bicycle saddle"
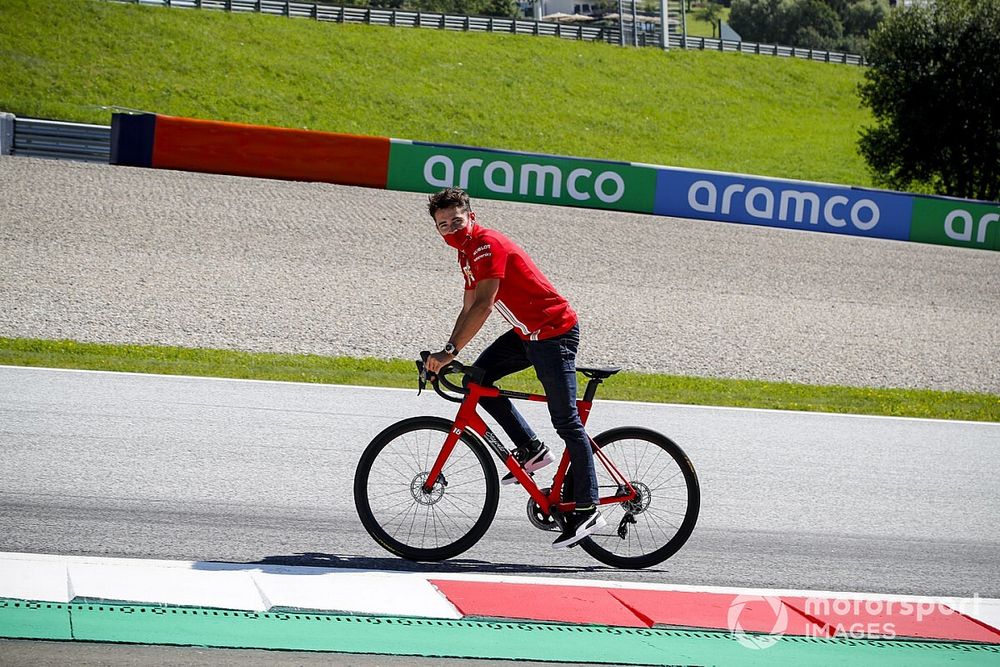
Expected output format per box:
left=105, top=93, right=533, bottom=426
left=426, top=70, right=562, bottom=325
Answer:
left=577, top=366, right=622, bottom=379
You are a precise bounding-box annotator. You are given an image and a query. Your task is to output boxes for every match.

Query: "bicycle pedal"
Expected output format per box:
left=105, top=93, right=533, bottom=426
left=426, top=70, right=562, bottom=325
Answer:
left=501, top=470, right=534, bottom=486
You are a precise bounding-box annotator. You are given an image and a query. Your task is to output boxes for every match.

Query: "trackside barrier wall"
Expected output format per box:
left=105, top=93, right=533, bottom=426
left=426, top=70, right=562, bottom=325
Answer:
left=654, top=168, right=915, bottom=241
left=386, top=140, right=657, bottom=213
left=111, top=113, right=390, bottom=188
left=0, top=113, right=13, bottom=156
left=108, top=113, right=999, bottom=251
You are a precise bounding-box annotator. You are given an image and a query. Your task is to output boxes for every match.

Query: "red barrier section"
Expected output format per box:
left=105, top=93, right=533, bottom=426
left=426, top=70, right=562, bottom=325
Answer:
left=431, top=581, right=1000, bottom=645
left=429, top=581, right=649, bottom=627
left=782, top=597, right=1000, bottom=644
left=150, top=115, right=390, bottom=188
left=609, top=589, right=832, bottom=637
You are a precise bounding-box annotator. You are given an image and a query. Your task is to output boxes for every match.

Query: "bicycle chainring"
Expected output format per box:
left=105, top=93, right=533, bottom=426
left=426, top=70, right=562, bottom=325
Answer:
left=526, top=487, right=558, bottom=531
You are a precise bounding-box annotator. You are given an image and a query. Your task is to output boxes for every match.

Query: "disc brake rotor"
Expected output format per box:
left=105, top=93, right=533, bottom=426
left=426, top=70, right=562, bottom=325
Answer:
left=410, top=472, right=446, bottom=505
left=622, top=480, right=651, bottom=514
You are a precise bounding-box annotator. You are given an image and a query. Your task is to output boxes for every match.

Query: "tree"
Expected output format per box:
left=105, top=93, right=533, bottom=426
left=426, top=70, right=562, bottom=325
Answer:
left=786, top=0, right=842, bottom=48
left=728, top=0, right=784, bottom=43
left=729, top=0, right=887, bottom=52
left=842, top=0, right=886, bottom=36
left=481, top=0, right=520, bottom=15
left=858, top=0, right=1000, bottom=200
left=695, top=0, right=724, bottom=37
left=412, top=0, right=514, bottom=15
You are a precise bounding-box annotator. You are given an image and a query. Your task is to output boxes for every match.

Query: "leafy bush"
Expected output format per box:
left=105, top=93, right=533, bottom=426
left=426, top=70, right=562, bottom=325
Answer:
left=729, top=0, right=887, bottom=52
left=337, top=0, right=521, bottom=16
left=858, top=0, right=1000, bottom=200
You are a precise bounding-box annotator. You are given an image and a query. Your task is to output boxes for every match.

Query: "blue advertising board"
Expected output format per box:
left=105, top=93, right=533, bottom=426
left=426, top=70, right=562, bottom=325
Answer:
left=654, top=169, right=915, bottom=241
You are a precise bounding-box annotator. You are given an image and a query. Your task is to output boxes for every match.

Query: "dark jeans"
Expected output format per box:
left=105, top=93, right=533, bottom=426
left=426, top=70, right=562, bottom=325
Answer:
left=470, top=324, right=598, bottom=506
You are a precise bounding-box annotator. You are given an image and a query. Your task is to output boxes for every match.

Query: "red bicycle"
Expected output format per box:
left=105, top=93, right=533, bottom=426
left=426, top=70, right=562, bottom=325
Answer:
left=353, top=354, right=700, bottom=569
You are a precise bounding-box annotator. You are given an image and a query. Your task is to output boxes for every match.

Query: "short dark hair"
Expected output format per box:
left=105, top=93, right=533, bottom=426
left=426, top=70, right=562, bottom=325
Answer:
left=428, top=188, right=471, bottom=218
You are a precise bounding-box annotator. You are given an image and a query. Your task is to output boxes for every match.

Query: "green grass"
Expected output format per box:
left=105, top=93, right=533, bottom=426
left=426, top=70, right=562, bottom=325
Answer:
left=3, top=338, right=997, bottom=422
left=682, top=7, right=732, bottom=38
left=0, top=0, right=872, bottom=186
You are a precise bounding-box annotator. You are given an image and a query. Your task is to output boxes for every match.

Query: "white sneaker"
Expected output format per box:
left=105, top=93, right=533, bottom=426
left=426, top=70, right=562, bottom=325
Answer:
left=552, top=508, right=606, bottom=548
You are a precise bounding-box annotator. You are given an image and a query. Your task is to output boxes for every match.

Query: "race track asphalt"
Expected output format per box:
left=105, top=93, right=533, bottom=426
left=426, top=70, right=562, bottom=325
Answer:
left=3, top=366, right=997, bottom=598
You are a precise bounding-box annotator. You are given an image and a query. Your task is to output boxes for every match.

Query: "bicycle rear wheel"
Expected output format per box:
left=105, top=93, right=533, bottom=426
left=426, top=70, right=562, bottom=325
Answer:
left=354, top=416, right=499, bottom=562
left=570, top=426, right=700, bottom=569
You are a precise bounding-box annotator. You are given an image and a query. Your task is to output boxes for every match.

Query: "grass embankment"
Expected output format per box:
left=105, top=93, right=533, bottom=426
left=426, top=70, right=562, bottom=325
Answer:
left=3, top=338, right=997, bottom=422
left=683, top=7, right=733, bottom=38
left=6, top=4, right=966, bottom=420
left=0, top=0, right=870, bottom=185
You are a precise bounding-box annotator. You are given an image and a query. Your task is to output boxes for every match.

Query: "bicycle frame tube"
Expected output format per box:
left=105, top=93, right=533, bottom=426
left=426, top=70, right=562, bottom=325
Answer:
left=422, top=383, right=507, bottom=492
left=422, top=380, right=636, bottom=511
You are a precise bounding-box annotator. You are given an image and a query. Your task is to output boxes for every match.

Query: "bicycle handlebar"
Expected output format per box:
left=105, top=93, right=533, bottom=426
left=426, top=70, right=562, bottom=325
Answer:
left=416, top=351, right=485, bottom=403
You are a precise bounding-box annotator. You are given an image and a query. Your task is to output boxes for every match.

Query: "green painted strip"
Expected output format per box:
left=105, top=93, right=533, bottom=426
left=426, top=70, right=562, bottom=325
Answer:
left=0, top=600, right=73, bottom=640
left=2, top=599, right=999, bottom=665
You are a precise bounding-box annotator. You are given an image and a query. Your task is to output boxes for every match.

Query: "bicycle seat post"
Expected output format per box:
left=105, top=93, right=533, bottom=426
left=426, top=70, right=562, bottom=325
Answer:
left=582, top=377, right=603, bottom=403
left=578, top=366, right=621, bottom=403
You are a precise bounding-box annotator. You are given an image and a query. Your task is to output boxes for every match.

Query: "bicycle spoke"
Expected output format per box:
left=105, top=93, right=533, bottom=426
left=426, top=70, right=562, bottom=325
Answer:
left=642, top=504, right=686, bottom=522
left=383, top=507, right=415, bottom=535
left=401, top=434, right=425, bottom=477
left=438, top=491, right=480, bottom=522
left=442, top=478, right=487, bottom=492
left=570, top=430, right=699, bottom=567
left=444, top=460, right=484, bottom=479
left=632, top=441, right=649, bottom=482
left=641, top=509, right=675, bottom=544
left=354, top=418, right=504, bottom=561
left=646, top=464, right=682, bottom=487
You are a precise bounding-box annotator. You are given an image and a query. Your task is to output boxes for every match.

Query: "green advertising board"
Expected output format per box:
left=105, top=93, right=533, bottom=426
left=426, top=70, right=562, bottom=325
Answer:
left=909, top=197, right=1000, bottom=251
left=385, top=137, right=999, bottom=252
left=387, top=141, right=657, bottom=214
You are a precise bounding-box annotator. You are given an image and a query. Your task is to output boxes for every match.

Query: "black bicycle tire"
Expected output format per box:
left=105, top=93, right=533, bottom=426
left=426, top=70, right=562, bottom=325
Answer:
left=353, top=416, right=499, bottom=562
left=574, top=426, right=700, bottom=569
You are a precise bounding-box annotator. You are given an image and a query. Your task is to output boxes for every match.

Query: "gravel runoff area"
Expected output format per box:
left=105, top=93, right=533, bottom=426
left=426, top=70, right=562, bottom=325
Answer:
left=1, top=155, right=998, bottom=394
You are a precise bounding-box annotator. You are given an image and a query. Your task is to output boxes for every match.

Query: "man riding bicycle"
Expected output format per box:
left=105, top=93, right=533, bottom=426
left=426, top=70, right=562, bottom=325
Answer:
left=423, top=187, right=605, bottom=548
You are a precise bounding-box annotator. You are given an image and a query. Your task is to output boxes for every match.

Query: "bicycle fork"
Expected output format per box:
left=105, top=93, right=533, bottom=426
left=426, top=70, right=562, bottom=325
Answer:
left=421, top=394, right=556, bottom=510
left=422, top=384, right=506, bottom=492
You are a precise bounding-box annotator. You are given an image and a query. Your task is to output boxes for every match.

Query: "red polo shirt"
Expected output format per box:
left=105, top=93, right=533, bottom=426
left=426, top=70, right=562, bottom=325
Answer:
left=457, top=225, right=577, bottom=341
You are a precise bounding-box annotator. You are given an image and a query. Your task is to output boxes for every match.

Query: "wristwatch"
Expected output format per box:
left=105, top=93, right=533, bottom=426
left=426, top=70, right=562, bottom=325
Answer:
left=443, top=342, right=459, bottom=356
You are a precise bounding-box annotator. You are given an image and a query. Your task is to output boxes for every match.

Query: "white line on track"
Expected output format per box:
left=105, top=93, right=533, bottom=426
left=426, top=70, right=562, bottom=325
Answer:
left=3, top=365, right=996, bottom=427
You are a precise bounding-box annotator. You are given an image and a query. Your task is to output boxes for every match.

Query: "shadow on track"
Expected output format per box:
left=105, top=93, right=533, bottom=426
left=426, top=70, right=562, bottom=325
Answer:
left=199, top=552, right=670, bottom=576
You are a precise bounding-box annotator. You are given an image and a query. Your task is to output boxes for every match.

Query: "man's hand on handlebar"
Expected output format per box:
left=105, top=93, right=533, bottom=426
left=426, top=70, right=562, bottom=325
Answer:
left=425, top=350, right=456, bottom=375
left=417, top=352, right=481, bottom=402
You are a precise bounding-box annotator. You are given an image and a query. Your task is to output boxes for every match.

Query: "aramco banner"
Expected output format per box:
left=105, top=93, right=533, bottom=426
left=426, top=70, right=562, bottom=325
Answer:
left=653, top=168, right=915, bottom=242
left=387, top=140, right=657, bottom=214
left=908, top=197, right=1000, bottom=251
left=108, top=113, right=998, bottom=251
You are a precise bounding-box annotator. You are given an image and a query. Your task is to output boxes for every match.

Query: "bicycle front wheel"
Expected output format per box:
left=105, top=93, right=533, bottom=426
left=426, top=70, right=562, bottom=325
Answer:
left=354, top=416, right=499, bottom=562
left=574, top=426, right=700, bottom=569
